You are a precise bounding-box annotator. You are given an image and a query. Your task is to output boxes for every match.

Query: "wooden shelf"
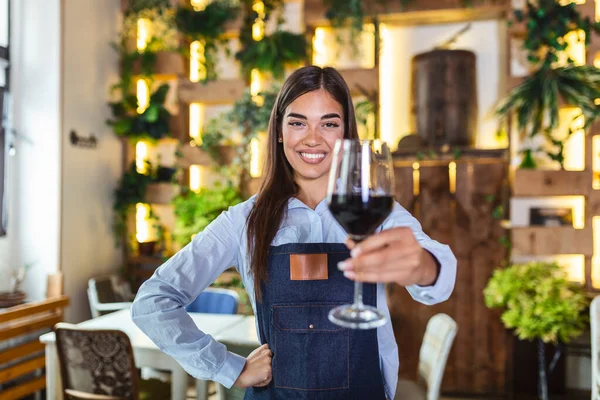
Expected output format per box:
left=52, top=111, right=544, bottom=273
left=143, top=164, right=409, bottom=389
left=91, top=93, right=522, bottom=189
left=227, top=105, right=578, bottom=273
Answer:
left=587, top=189, right=600, bottom=216
left=145, top=183, right=180, bottom=204
left=512, top=169, right=592, bottom=196
left=511, top=226, right=593, bottom=257
left=178, top=78, right=246, bottom=105
left=177, top=143, right=214, bottom=168
left=339, top=68, right=378, bottom=96
left=132, top=52, right=185, bottom=79
left=304, top=0, right=507, bottom=27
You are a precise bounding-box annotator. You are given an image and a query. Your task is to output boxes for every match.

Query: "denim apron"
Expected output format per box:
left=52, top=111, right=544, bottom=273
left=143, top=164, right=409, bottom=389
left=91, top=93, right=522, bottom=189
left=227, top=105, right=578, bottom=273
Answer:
left=244, top=243, right=387, bottom=400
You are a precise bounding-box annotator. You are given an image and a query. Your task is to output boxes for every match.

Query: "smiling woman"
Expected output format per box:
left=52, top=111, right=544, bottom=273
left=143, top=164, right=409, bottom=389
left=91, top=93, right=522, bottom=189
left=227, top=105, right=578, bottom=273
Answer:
left=131, top=65, right=457, bottom=400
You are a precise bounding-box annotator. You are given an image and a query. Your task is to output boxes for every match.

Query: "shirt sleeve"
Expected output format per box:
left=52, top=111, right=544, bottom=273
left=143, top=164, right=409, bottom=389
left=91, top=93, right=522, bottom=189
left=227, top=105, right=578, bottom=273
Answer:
left=381, top=202, right=457, bottom=305
left=130, top=209, right=247, bottom=388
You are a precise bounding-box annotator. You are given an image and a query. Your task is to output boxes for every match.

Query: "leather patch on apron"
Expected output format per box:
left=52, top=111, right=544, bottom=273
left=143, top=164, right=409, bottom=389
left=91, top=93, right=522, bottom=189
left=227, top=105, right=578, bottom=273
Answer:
left=290, top=253, right=328, bottom=280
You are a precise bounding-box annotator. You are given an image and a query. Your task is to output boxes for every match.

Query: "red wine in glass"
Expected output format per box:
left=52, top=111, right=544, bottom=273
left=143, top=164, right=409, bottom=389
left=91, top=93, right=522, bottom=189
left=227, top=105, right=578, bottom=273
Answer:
left=327, top=139, right=395, bottom=329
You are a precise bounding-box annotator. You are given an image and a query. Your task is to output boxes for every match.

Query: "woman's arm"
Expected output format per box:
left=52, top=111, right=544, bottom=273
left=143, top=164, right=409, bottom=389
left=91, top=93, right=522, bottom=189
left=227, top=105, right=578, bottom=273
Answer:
left=338, top=202, right=457, bottom=305
left=130, top=210, right=246, bottom=388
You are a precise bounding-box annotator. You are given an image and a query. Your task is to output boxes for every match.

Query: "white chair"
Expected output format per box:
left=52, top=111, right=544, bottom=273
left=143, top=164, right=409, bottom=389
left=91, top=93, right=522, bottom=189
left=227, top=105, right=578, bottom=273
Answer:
left=87, top=275, right=134, bottom=318
left=591, top=296, right=600, bottom=400
left=395, top=313, right=458, bottom=400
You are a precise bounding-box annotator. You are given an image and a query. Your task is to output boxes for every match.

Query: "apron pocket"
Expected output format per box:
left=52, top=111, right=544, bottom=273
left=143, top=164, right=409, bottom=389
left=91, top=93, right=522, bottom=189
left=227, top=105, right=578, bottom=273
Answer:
left=272, top=303, right=349, bottom=391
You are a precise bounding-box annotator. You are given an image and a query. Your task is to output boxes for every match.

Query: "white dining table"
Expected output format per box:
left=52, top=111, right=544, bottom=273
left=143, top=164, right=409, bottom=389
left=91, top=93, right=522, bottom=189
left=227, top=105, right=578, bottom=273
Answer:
left=39, top=308, right=259, bottom=400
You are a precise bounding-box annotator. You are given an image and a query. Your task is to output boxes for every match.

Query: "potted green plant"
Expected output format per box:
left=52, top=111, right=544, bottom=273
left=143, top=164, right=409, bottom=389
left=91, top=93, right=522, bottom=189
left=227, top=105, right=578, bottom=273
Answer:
left=171, top=183, right=243, bottom=250
left=496, top=0, right=600, bottom=169
left=484, top=261, right=588, bottom=400
left=107, top=83, right=173, bottom=142
left=175, top=0, right=240, bottom=83
left=121, top=1, right=183, bottom=77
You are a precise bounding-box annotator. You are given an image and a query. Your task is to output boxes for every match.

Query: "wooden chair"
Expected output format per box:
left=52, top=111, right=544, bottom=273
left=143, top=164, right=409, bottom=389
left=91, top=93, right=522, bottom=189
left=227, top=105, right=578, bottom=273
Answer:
left=0, top=295, right=70, bottom=400
left=87, top=275, right=134, bottom=319
left=395, top=313, right=458, bottom=400
left=54, top=323, right=170, bottom=400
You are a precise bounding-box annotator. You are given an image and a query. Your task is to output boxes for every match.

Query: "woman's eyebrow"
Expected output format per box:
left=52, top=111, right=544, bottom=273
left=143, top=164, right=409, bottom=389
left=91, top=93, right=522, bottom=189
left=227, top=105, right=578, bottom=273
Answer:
left=287, top=112, right=307, bottom=120
left=286, top=112, right=342, bottom=119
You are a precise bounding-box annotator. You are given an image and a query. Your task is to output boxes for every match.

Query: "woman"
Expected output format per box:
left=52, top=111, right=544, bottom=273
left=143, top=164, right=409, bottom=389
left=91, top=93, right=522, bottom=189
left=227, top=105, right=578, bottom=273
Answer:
left=131, top=65, right=457, bottom=400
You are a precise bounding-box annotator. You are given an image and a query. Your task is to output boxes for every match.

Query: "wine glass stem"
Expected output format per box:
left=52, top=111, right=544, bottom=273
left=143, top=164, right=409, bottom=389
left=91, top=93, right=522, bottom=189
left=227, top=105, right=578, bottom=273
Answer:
left=354, top=280, right=364, bottom=309
left=350, top=235, right=366, bottom=310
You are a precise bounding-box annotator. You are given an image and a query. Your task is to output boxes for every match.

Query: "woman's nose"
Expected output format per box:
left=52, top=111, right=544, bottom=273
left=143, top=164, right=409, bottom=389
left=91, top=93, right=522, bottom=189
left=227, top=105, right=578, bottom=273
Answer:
left=302, top=126, right=321, bottom=146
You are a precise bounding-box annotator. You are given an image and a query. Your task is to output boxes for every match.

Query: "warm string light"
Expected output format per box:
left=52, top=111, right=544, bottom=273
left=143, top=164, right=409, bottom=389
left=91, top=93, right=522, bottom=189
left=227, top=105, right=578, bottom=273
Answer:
left=191, top=0, right=209, bottom=11
left=136, top=79, right=150, bottom=114
left=136, top=141, right=150, bottom=174
left=312, top=28, right=328, bottom=67
left=250, top=68, right=264, bottom=106
left=137, top=18, right=151, bottom=51
left=189, top=103, right=205, bottom=143
left=449, top=162, right=457, bottom=194
left=412, top=162, right=420, bottom=196
left=190, top=41, right=207, bottom=83
left=190, top=165, right=203, bottom=193
left=252, top=1, right=265, bottom=41
left=136, top=203, right=151, bottom=243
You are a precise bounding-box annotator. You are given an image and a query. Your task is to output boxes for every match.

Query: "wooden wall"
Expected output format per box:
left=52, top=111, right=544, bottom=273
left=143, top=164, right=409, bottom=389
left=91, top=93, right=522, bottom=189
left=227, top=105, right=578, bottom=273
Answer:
left=389, top=155, right=510, bottom=396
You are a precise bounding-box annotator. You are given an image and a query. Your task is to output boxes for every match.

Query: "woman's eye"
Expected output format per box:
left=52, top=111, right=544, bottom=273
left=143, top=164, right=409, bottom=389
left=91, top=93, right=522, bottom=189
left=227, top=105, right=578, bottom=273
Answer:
left=288, top=121, right=304, bottom=127
left=323, top=122, right=340, bottom=128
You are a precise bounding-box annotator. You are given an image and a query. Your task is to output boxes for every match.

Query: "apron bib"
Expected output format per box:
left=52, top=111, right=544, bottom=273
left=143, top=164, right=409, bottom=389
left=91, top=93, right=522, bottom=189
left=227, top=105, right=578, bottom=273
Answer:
left=244, top=243, right=386, bottom=400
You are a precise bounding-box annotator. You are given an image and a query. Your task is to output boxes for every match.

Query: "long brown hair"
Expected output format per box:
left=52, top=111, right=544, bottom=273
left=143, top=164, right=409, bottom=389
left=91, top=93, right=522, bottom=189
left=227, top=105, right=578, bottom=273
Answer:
left=246, top=65, right=359, bottom=300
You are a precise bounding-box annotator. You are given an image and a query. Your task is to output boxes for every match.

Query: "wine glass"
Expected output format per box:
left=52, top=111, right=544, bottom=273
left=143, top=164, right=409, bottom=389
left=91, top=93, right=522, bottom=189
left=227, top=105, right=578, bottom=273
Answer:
left=327, top=139, right=395, bottom=329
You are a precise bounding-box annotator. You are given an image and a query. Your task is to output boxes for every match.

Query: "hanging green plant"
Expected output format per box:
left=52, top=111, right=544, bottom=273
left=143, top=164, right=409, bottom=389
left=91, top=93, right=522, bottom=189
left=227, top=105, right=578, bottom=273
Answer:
left=124, top=0, right=171, bottom=15
left=175, top=1, right=240, bottom=83
left=107, top=83, right=172, bottom=142
left=496, top=0, right=600, bottom=169
left=113, top=161, right=154, bottom=245
left=172, top=183, right=243, bottom=249
left=236, top=30, right=307, bottom=79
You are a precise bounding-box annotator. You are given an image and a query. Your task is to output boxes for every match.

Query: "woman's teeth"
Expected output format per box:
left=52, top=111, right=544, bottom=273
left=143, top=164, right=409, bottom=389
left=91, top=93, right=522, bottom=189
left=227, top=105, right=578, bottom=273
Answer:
left=300, top=153, right=325, bottom=159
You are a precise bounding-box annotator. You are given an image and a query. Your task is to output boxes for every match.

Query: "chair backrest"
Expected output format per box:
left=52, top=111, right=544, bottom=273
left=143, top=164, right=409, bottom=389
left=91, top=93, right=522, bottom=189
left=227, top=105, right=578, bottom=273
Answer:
left=0, top=295, right=69, bottom=400
left=185, top=288, right=239, bottom=314
left=591, top=296, right=600, bottom=400
left=417, top=313, right=458, bottom=400
left=54, top=323, right=139, bottom=400
left=88, top=275, right=133, bottom=318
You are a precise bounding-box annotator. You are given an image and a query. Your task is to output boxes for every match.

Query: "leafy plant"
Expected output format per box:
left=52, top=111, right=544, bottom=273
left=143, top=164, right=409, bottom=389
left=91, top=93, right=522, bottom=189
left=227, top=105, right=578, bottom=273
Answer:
left=125, top=0, right=171, bottom=15
left=172, top=184, right=243, bottom=248
left=484, top=261, right=587, bottom=344
left=175, top=1, right=240, bottom=83
left=113, top=161, right=154, bottom=245
left=236, top=30, right=307, bottom=79
left=107, top=83, right=172, bottom=141
left=496, top=0, right=600, bottom=168
left=122, top=7, right=180, bottom=53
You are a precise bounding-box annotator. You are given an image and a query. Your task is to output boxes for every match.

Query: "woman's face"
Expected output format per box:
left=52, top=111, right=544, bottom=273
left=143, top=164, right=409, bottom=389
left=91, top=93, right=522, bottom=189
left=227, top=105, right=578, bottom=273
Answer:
left=281, top=89, right=345, bottom=185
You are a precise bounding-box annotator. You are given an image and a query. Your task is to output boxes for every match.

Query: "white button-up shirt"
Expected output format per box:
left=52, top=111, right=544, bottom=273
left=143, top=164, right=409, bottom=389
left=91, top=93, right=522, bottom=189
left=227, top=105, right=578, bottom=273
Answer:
left=131, top=196, right=457, bottom=399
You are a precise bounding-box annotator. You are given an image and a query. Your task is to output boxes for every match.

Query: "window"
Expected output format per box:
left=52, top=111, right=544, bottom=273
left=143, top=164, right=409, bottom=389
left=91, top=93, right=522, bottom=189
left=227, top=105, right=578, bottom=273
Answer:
left=0, top=0, right=9, bottom=236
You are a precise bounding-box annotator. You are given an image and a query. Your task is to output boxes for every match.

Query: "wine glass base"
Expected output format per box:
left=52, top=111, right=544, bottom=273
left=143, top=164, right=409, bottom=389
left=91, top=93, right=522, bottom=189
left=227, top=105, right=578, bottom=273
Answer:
left=328, top=304, right=387, bottom=330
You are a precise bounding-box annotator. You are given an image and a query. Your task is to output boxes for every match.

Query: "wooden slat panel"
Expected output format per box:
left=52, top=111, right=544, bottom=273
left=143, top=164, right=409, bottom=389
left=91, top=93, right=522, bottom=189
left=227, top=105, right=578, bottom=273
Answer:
left=132, top=51, right=185, bottom=79
left=0, top=296, right=69, bottom=323
left=389, top=158, right=509, bottom=396
left=589, top=190, right=600, bottom=216
left=178, top=78, right=246, bottom=105
left=145, top=183, right=181, bottom=205
left=511, top=227, right=593, bottom=256
left=339, top=68, right=378, bottom=96
left=0, top=375, right=46, bottom=400
left=0, top=313, right=62, bottom=341
left=0, top=340, right=45, bottom=365
left=512, top=169, right=592, bottom=196
left=0, top=355, right=46, bottom=384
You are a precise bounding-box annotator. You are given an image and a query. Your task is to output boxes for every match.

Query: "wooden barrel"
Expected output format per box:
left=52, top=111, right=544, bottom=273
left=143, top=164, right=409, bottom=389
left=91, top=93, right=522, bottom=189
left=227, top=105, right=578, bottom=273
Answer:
left=410, top=49, right=478, bottom=147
